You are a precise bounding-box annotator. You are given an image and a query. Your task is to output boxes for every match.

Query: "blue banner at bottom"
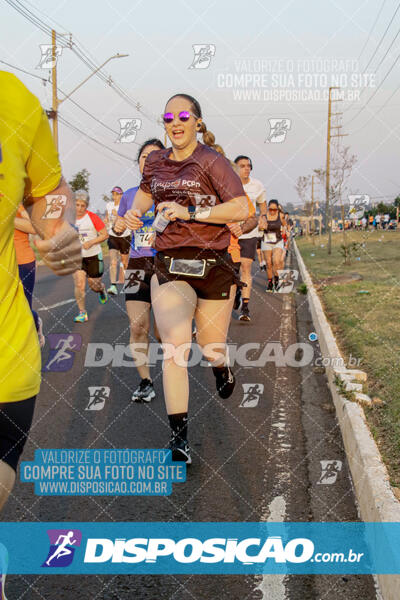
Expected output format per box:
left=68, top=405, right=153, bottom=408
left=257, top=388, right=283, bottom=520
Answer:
left=0, top=522, right=399, bottom=574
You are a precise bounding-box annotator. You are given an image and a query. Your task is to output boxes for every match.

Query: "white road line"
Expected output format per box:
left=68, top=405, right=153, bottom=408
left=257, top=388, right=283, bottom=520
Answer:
left=255, top=496, right=287, bottom=600
left=38, top=299, right=75, bottom=311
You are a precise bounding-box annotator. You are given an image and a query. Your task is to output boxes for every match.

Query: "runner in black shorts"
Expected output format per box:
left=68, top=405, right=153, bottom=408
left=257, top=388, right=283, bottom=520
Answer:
left=233, top=155, right=266, bottom=322
left=74, top=191, right=109, bottom=322
left=114, top=138, right=165, bottom=403
left=105, top=186, right=131, bottom=296
left=124, top=93, right=248, bottom=464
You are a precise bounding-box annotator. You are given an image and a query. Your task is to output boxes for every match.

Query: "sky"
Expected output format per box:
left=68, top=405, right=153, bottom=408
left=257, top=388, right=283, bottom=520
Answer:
left=2, top=0, right=400, bottom=212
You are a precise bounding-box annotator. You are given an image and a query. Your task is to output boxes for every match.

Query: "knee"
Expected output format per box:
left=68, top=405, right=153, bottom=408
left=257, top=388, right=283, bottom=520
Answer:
left=130, top=321, right=150, bottom=342
left=89, top=279, right=101, bottom=292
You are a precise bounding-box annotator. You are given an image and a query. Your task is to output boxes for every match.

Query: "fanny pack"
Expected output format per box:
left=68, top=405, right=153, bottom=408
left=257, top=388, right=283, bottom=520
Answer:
left=163, top=256, right=218, bottom=278
left=158, top=252, right=230, bottom=279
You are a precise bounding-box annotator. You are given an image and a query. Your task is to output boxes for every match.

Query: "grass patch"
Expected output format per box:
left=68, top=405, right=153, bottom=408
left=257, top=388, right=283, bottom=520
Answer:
left=297, top=230, right=400, bottom=486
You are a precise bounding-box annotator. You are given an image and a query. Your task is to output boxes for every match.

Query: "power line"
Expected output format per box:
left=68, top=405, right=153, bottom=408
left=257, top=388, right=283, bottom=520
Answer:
left=5, top=0, right=159, bottom=124
left=357, top=0, right=387, bottom=60
left=344, top=0, right=400, bottom=117
left=363, top=0, right=400, bottom=73
left=350, top=79, right=400, bottom=133
left=0, top=59, right=49, bottom=83
left=348, top=48, right=400, bottom=125
left=58, top=114, right=136, bottom=160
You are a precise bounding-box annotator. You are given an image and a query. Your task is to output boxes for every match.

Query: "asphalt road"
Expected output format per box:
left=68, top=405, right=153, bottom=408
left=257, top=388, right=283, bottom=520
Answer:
left=3, top=251, right=377, bottom=599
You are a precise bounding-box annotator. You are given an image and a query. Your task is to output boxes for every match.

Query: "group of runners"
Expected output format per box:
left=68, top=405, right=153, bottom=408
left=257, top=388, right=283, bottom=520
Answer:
left=2, top=73, right=295, bottom=516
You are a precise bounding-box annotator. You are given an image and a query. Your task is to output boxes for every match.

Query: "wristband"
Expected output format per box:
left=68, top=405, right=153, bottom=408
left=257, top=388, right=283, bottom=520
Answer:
left=195, top=206, right=212, bottom=220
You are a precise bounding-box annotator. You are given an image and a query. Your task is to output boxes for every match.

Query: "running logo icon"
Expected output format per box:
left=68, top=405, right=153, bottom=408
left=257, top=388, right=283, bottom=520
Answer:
left=42, top=195, right=67, bottom=219
left=116, top=119, right=142, bottom=143
left=194, top=193, right=217, bottom=207
left=36, top=45, right=63, bottom=69
left=42, top=529, right=82, bottom=568
left=240, top=384, right=264, bottom=408
left=348, top=194, right=369, bottom=219
left=266, top=119, right=291, bottom=143
left=189, top=44, right=216, bottom=69
left=276, top=269, right=298, bottom=293
left=123, top=270, right=145, bottom=294
left=317, top=460, right=342, bottom=485
left=86, top=386, right=110, bottom=410
left=43, top=334, right=82, bottom=372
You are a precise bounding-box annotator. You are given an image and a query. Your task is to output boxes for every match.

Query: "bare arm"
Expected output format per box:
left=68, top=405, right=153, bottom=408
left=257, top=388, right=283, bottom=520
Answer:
left=24, top=177, right=81, bottom=275
left=124, top=189, right=154, bottom=230
left=14, top=217, right=36, bottom=234
left=158, top=195, right=249, bottom=225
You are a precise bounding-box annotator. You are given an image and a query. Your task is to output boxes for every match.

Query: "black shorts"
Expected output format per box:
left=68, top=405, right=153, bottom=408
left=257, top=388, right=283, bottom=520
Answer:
left=124, top=256, right=155, bottom=303
left=256, top=237, right=263, bottom=250
left=0, top=397, right=36, bottom=472
left=82, top=255, right=104, bottom=278
left=239, top=237, right=258, bottom=260
left=154, top=248, right=236, bottom=300
left=107, top=235, right=131, bottom=254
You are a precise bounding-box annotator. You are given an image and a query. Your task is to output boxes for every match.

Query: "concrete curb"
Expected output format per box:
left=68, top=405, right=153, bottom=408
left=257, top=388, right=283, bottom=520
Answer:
left=294, top=241, right=400, bottom=600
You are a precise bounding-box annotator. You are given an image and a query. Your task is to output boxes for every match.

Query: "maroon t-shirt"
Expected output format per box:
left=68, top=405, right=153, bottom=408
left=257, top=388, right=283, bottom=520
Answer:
left=140, top=143, right=245, bottom=251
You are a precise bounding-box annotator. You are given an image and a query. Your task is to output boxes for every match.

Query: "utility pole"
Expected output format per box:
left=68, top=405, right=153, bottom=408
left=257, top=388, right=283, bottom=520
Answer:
left=51, top=29, right=58, bottom=151
left=325, top=87, right=348, bottom=254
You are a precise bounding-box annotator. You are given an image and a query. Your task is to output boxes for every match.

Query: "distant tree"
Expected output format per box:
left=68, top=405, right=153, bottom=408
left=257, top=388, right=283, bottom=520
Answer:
left=102, top=194, right=111, bottom=204
left=69, top=169, right=90, bottom=192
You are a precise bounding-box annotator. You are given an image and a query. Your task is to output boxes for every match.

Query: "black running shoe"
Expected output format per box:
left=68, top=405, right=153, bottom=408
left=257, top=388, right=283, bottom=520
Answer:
left=169, top=435, right=192, bottom=464
left=260, top=264, right=266, bottom=271
left=233, top=289, right=242, bottom=311
left=266, top=279, right=274, bottom=292
left=212, top=366, right=236, bottom=399
left=131, top=378, right=155, bottom=403
left=239, top=305, right=251, bottom=321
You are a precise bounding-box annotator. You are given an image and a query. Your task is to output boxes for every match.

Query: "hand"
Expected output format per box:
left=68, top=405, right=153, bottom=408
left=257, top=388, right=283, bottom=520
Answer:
left=258, top=215, right=267, bottom=231
left=125, top=209, right=143, bottom=230
left=227, top=222, right=242, bottom=238
left=34, top=221, right=82, bottom=276
left=157, top=202, right=189, bottom=222
left=113, top=215, right=127, bottom=234
left=82, top=241, right=93, bottom=250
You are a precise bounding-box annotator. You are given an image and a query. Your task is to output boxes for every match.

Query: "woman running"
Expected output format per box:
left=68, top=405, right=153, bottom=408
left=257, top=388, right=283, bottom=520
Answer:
left=124, top=93, right=248, bottom=463
left=260, top=199, right=287, bottom=292
left=114, top=138, right=165, bottom=403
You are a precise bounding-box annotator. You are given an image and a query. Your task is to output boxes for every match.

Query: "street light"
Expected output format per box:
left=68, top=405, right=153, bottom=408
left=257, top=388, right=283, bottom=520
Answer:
left=49, top=31, right=128, bottom=150
left=58, top=53, right=129, bottom=105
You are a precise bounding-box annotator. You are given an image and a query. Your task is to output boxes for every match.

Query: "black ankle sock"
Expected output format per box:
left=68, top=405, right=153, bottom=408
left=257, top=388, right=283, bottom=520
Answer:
left=168, top=413, right=188, bottom=441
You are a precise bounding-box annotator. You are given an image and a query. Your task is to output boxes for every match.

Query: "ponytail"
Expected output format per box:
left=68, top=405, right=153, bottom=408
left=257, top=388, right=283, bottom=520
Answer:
left=198, top=121, right=223, bottom=154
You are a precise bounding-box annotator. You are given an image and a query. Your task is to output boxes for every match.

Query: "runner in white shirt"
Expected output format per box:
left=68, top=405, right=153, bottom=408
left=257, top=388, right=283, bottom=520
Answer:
left=73, top=190, right=109, bottom=322
left=233, top=155, right=267, bottom=322
left=104, top=186, right=131, bottom=296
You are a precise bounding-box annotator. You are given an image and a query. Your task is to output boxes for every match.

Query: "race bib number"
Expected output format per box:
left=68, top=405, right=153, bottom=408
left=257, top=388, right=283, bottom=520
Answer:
left=265, top=232, right=277, bottom=243
left=134, top=231, right=154, bottom=248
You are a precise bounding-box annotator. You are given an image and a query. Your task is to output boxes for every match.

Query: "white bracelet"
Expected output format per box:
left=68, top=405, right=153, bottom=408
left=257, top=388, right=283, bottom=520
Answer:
left=195, top=206, right=212, bottom=220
